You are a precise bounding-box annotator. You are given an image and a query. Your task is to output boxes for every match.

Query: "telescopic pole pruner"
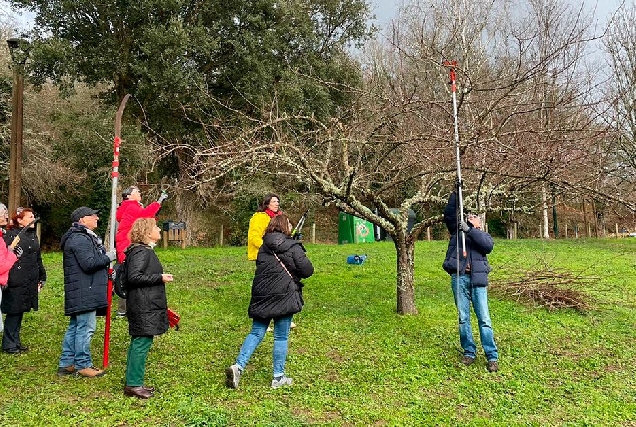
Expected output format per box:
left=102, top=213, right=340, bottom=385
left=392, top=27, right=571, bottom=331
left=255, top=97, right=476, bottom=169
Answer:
left=443, top=60, right=466, bottom=258
left=103, top=94, right=130, bottom=369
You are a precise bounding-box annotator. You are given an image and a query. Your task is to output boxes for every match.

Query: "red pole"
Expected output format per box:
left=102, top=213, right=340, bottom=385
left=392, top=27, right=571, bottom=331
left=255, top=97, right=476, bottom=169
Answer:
left=103, top=94, right=130, bottom=369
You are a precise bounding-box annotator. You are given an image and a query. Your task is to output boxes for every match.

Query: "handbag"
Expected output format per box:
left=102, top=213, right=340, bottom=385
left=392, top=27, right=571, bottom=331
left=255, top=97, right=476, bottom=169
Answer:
left=167, top=307, right=181, bottom=330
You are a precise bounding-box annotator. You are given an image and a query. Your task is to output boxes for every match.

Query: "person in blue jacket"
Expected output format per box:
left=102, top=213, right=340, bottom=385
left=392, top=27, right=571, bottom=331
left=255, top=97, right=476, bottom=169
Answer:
left=442, top=192, right=499, bottom=373
left=57, top=207, right=116, bottom=377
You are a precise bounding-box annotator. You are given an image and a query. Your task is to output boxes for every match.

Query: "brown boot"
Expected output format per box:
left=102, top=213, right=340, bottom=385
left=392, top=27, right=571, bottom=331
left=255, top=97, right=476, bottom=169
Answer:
left=77, top=366, right=106, bottom=378
left=124, top=386, right=153, bottom=399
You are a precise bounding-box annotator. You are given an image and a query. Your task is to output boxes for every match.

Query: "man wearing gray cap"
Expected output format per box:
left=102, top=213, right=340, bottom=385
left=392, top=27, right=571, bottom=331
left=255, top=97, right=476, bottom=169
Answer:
left=57, top=206, right=116, bottom=377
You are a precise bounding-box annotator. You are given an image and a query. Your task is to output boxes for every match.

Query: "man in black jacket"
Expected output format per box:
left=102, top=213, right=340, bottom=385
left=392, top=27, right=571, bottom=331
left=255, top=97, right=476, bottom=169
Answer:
left=442, top=192, right=499, bottom=373
left=57, top=207, right=115, bottom=378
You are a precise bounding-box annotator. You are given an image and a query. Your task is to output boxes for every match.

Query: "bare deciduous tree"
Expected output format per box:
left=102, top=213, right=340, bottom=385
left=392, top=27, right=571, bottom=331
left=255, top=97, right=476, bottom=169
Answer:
left=160, top=0, right=616, bottom=314
left=604, top=2, right=636, bottom=196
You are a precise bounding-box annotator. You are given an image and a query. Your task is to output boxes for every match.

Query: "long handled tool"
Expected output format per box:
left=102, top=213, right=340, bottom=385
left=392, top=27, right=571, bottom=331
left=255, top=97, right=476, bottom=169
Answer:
left=6, top=216, right=40, bottom=250
left=444, top=60, right=467, bottom=259
left=291, top=209, right=309, bottom=240
left=103, top=94, right=130, bottom=369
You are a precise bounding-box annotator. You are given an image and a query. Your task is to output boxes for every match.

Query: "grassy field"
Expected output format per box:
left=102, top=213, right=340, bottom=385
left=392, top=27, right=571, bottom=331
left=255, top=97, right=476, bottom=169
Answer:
left=1, top=238, right=635, bottom=426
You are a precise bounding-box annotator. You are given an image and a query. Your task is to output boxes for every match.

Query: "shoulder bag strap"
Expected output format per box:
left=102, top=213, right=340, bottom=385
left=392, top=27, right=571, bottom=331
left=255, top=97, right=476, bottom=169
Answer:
left=273, top=253, right=293, bottom=279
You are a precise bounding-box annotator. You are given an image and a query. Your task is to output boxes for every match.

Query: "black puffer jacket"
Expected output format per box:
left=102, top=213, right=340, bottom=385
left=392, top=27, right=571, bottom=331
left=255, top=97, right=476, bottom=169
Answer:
left=60, top=224, right=110, bottom=316
left=2, top=227, right=46, bottom=314
left=248, top=232, right=314, bottom=320
left=125, top=244, right=168, bottom=337
left=442, top=192, right=494, bottom=286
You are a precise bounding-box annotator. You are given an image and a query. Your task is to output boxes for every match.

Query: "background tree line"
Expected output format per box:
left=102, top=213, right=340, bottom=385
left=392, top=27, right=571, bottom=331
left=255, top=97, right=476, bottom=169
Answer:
left=0, top=0, right=634, bottom=313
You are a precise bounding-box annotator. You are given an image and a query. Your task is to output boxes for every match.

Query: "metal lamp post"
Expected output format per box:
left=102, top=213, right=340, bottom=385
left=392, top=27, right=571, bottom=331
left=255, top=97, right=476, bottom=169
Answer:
left=6, top=38, right=28, bottom=217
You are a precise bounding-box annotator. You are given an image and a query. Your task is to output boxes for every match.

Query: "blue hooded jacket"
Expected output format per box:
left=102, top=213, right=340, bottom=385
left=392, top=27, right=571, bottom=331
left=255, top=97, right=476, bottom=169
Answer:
left=442, top=192, right=494, bottom=286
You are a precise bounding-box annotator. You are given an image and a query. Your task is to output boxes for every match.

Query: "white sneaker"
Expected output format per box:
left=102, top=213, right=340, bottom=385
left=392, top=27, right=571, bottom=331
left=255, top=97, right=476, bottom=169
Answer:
left=225, top=364, right=241, bottom=389
left=271, top=375, right=293, bottom=389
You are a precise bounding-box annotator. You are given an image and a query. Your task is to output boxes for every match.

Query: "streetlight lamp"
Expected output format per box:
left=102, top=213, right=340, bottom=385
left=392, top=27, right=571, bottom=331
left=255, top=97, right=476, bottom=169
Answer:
left=6, top=38, right=28, bottom=217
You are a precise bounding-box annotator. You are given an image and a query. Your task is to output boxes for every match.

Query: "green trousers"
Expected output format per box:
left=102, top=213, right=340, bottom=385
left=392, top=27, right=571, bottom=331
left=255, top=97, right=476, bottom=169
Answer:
left=125, top=336, right=154, bottom=387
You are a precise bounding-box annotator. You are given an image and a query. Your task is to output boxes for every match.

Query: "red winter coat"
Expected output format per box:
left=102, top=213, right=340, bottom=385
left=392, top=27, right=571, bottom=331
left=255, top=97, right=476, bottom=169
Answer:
left=115, top=200, right=161, bottom=263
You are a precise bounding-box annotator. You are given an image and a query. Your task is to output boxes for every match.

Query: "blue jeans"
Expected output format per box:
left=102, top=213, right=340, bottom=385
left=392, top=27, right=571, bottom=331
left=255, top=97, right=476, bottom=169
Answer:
left=58, top=311, right=97, bottom=370
left=235, top=315, right=293, bottom=378
left=451, top=274, right=498, bottom=361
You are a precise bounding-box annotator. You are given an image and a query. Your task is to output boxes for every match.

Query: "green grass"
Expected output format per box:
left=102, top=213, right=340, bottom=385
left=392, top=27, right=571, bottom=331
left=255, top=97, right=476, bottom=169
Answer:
left=1, top=238, right=636, bottom=426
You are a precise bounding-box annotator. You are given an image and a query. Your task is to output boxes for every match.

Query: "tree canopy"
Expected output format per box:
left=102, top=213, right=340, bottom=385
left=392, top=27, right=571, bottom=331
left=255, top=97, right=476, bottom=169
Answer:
left=13, top=0, right=374, bottom=127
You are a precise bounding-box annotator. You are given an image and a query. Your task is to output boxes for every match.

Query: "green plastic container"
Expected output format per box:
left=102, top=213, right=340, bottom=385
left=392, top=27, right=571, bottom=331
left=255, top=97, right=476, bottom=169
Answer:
left=338, top=212, right=375, bottom=244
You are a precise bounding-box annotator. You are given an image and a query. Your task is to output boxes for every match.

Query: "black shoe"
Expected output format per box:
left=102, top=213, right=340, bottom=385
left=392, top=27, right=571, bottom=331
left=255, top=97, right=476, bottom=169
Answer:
left=57, top=365, right=76, bottom=376
left=18, top=345, right=29, bottom=353
left=3, top=348, right=20, bottom=354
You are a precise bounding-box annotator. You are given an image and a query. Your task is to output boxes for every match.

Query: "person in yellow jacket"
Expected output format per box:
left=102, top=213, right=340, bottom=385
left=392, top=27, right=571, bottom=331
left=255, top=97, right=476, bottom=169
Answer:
left=247, top=194, right=281, bottom=261
left=246, top=194, right=296, bottom=329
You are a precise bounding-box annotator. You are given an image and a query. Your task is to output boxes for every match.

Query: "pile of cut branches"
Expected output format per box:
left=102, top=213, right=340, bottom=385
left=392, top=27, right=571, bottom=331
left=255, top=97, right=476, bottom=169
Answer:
left=491, top=266, right=596, bottom=313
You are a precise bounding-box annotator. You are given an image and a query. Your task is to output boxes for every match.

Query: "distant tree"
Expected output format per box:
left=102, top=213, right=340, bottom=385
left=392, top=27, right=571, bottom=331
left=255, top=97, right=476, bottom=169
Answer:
left=7, top=0, right=375, bottom=221
left=10, top=0, right=373, bottom=133
left=604, top=2, right=636, bottom=204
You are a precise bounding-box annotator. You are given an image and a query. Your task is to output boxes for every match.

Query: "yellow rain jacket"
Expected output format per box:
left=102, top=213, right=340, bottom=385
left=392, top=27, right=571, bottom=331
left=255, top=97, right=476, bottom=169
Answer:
left=247, top=212, right=272, bottom=260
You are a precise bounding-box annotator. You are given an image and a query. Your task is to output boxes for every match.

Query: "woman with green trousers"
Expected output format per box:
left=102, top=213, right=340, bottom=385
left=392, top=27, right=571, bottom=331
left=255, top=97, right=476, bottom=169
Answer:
left=122, top=218, right=174, bottom=399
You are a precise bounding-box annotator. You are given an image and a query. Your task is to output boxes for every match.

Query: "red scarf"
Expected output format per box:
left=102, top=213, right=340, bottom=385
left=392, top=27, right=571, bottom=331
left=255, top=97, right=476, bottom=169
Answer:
left=264, top=209, right=280, bottom=218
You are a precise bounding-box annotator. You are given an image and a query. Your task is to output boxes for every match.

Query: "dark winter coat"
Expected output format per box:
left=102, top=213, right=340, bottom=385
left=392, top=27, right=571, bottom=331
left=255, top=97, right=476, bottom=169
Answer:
left=442, top=192, right=494, bottom=286
left=248, top=232, right=314, bottom=320
left=125, top=244, right=169, bottom=337
left=1, top=227, right=46, bottom=314
left=60, top=223, right=111, bottom=316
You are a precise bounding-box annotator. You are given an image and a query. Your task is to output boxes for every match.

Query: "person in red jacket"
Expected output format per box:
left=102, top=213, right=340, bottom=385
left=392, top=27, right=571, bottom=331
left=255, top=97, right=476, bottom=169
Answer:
left=114, top=186, right=167, bottom=316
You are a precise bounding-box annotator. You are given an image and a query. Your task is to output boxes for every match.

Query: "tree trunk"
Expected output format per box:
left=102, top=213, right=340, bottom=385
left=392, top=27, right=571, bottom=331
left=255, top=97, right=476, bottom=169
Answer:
left=582, top=197, right=589, bottom=238
left=552, top=191, right=558, bottom=238
left=394, top=236, right=418, bottom=315
left=542, top=184, right=550, bottom=239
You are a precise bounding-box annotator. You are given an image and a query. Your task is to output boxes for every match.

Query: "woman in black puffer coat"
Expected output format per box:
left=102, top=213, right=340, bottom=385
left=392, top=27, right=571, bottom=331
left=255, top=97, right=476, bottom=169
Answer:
left=122, top=218, right=173, bottom=399
left=226, top=212, right=313, bottom=389
left=2, top=208, right=46, bottom=353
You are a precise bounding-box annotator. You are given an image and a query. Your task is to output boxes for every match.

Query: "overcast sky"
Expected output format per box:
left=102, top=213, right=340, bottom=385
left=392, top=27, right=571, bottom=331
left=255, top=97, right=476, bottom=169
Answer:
left=368, top=0, right=626, bottom=26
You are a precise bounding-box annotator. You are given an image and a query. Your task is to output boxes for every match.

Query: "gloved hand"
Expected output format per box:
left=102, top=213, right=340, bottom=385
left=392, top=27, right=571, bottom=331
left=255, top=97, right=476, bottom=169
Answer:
left=106, top=250, right=117, bottom=262
left=13, top=246, right=23, bottom=258
left=459, top=220, right=471, bottom=233
left=157, top=191, right=169, bottom=204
